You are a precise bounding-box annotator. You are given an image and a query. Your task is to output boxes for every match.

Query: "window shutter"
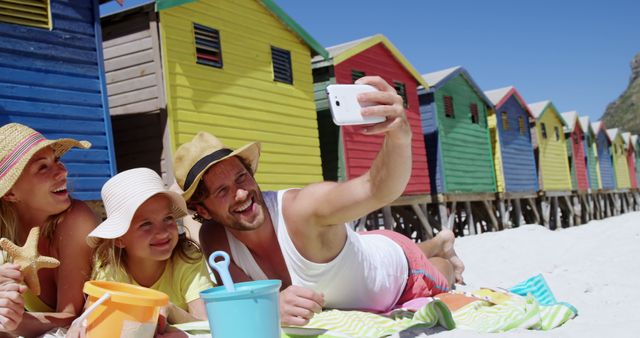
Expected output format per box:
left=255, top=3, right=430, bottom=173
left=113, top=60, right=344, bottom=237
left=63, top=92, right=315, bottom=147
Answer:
left=444, top=95, right=454, bottom=118
left=541, top=123, right=547, bottom=139
left=554, top=126, right=560, bottom=141
left=351, top=70, right=365, bottom=83
left=518, top=116, right=525, bottom=135
left=271, top=46, right=293, bottom=84
left=0, top=0, right=51, bottom=29
left=393, top=81, right=408, bottom=108
left=193, top=23, right=222, bottom=68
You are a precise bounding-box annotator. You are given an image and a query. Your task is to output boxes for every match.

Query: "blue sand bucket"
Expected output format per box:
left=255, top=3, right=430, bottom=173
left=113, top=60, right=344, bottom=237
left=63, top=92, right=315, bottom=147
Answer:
left=201, top=251, right=282, bottom=338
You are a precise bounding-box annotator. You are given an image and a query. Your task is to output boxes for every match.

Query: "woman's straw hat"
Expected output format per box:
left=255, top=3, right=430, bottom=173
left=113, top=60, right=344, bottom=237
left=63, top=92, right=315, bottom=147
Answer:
left=87, top=167, right=188, bottom=247
left=173, top=132, right=261, bottom=201
left=0, top=123, right=90, bottom=197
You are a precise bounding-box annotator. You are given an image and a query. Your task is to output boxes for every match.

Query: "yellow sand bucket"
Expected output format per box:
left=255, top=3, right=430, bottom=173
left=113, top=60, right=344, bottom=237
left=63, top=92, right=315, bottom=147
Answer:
left=83, top=280, right=169, bottom=338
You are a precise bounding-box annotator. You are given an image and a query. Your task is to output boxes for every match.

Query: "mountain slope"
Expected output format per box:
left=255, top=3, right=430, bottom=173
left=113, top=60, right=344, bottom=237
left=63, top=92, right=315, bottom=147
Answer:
left=601, top=52, right=640, bottom=135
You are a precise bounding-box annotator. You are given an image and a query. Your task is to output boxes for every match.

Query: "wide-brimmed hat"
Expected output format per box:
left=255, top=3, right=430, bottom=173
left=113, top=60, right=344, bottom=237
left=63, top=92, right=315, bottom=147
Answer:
left=0, top=123, right=91, bottom=197
left=173, top=132, right=261, bottom=201
left=87, top=168, right=188, bottom=247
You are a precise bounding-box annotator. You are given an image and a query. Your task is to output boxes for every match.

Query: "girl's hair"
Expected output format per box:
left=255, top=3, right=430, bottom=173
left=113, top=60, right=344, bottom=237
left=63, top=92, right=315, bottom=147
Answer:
left=91, top=224, right=203, bottom=280
left=0, top=200, right=68, bottom=244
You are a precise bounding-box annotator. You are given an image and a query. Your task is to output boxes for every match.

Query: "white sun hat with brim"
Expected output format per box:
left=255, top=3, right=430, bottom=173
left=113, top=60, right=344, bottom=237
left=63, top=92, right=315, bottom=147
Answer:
left=87, top=167, right=188, bottom=247
left=0, top=123, right=90, bottom=197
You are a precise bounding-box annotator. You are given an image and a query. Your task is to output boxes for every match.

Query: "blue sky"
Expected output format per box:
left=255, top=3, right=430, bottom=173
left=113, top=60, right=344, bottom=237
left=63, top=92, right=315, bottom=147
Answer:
left=275, top=0, right=638, bottom=121
left=100, top=0, right=638, bottom=121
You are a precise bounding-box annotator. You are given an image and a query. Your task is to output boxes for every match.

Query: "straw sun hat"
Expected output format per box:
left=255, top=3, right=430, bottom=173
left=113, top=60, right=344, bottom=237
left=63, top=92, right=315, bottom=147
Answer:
left=0, top=123, right=91, bottom=197
left=87, top=167, right=188, bottom=247
left=173, top=132, right=261, bottom=201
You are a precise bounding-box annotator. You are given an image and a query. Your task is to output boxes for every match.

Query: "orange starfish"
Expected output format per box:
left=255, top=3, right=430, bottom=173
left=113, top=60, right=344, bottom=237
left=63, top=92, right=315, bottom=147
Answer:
left=0, top=227, right=60, bottom=295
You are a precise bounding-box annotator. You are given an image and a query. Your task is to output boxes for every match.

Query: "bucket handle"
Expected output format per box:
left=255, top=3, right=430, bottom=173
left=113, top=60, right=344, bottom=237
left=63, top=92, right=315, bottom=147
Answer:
left=69, top=292, right=111, bottom=333
left=209, top=251, right=236, bottom=292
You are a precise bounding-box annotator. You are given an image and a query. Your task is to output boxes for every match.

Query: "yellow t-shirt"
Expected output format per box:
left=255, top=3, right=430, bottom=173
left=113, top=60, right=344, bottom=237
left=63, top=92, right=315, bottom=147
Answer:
left=93, top=255, right=214, bottom=311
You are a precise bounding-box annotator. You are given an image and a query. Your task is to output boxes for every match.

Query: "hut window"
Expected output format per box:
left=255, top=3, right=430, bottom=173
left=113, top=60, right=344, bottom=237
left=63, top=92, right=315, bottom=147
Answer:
left=573, top=133, right=579, bottom=144
left=518, top=116, right=526, bottom=135
left=271, top=46, right=293, bottom=84
left=500, top=111, right=508, bottom=129
left=554, top=126, right=560, bottom=141
left=468, top=104, right=478, bottom=124
left=352, top=70, right=365, bottom=83
left=541, top=123, right=547, bottom=139
left=0, top=0, right=51, bottom=29
left=194, top=23, right=223, bottom=68
left=393, top=81, right=408, bottom=108
left=444, top=96, right=454, bottom=118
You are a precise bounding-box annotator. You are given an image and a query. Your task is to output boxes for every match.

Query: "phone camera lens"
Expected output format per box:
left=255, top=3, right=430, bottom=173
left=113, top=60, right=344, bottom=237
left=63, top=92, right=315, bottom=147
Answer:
left=336, top=100, right=340, bottom=106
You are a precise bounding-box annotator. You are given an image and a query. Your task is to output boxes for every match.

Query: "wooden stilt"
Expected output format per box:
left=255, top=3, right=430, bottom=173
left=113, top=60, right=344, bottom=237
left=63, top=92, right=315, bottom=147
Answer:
left=448, top=202, right=457, bottom=232
left=498, top=199, right=508, bottom=229
left=550, top=196, right=559, bottom=230
left=464, top=201, right=475, bottom=235
left=411, top=204, right=433, bottom=240
left=482, top=200, right=499, bottom=231
left=438, top=203, right=449, bottom=230
left=513, top=199, right=522, bottom=227
left=382, top=206, right=394, bottom=230
left=526, top=198, right=541, bottom=225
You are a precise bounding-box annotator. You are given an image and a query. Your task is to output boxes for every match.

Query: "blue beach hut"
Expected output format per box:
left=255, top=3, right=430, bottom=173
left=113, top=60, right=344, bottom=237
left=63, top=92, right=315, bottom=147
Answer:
left=484, top=86, right=538, bottom=194
left=592, top=121, right=615, bottom=190
left=0, top=0, right=118, bottom=200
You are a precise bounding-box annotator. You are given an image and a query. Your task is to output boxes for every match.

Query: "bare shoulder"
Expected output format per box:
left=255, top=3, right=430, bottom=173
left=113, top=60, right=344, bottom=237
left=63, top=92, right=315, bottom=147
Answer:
left=56, top=199, right=99, bottom=238
left=284, top=181, right=339, bottom=208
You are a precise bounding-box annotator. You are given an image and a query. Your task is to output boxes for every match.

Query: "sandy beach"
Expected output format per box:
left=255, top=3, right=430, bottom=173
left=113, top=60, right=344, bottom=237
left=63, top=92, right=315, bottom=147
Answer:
left=421, top=211, right=640, bottom=337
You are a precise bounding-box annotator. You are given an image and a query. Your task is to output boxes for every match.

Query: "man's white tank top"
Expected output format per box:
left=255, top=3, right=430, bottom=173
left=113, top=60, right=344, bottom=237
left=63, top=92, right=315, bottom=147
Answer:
left=225, top=189, right=408, bottom=312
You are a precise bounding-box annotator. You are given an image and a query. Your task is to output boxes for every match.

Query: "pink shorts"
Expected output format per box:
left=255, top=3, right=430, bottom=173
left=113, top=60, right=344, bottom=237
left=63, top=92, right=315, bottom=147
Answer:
left=361, top=230, right=450, bottom=305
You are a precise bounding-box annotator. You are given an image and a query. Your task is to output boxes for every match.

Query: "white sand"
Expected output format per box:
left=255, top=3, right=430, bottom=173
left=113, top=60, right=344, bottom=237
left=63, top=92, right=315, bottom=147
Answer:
left=425, top=211, right=640, bottom=337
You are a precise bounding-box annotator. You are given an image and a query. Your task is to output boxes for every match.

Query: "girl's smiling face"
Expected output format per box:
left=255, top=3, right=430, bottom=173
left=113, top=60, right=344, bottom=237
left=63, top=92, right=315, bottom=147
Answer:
left=118, top=194, right=179, bottom=263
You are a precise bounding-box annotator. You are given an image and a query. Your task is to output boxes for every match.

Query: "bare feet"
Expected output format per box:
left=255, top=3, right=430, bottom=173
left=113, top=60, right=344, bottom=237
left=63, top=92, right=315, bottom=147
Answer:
left=435, top=229, right=466, bottom=285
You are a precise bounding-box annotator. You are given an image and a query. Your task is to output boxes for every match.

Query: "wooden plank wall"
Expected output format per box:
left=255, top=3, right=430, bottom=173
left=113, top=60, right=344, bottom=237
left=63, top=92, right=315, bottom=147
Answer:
left=158, top=0, right=323, bottom=191
left=487, top=111, right=505, bottom=192
left=434, top=75, right=496, bottom=193
left=418, top=88, right=445, bottom=194
left=495, top=95, right=538, bottom=193
left=627, top=146, right=638, bottom=188
left=101, top=6, right=171, bottom=182
left=584, top=132, right=601, bottom=189
left=0, top=0, right=115, bottom=200
left=611, top=135, right=631, bottom=188
left=535, top=107, right=572, bottom=191
left=570, top=126, right=589, bottom=191
left=333, top=43, right=430, bottom=195
left=596, top=131, right=615, bottom=189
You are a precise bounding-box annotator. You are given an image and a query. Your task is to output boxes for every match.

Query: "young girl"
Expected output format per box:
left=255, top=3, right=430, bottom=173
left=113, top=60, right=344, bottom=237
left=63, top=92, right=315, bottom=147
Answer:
left=87, top=167, right=213, bottom=325
left=0, top=122, right=98, bottom=336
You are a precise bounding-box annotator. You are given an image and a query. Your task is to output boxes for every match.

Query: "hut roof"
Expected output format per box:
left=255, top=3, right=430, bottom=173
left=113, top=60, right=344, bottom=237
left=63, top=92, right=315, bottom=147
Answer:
left=100, top=0, right=329, bottom=59
left=527, top=100, right=567, bottom=126
left=484, top=86, right=534, bottom=118
left=561, top=111, right=579, bottom=132
left=421, top=66, right=493, bottom=107
left=578, top=116, right=595, bottom=135
left=312, top=34, right=428, bottom=89
left=607, top=128, right=621, bottom=142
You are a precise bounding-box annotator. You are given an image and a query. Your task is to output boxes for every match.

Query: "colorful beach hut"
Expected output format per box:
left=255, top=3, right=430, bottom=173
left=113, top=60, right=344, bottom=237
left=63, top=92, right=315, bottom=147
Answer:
left=484, top=86, right=538, bottom=194
left=311, top=34, right=432, bottom=239
left=607, top=128, right=631, bottom=189
left=419, top=66, right=498, bottom=233
left=622, top=132, right=638, bottom=189
left=419, top=67, right=496, bottom=195
left=0, top=0, right=118, bottom=200
left=484, top=86, right=538, bottom=226
left=561, top=112, right=589, bottom=192
left=311, top=34, right=429, bottom=194
left=100, top=0, right=328, bottom=189
left=579, top=116, right=601, bottom=190
left=527, top=101, right=572, bottom=192
left=591, top=122, right=615, bottom=190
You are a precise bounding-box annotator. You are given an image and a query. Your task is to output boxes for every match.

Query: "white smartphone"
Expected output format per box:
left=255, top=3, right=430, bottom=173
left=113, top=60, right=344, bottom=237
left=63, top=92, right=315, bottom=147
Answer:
left=326, top=84, right=386, bottom=125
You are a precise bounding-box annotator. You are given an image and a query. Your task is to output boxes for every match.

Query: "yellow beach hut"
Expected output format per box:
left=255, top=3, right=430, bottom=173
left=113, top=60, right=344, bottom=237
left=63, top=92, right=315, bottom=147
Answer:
left=100, top=0, right=328, bottom=190
left=527, top=101, right=572, bottom=192
left=607, top=128, right=631, bottom=189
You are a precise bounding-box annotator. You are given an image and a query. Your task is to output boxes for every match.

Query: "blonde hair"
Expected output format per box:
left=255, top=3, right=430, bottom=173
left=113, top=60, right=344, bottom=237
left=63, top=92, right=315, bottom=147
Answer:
left=0, top=199, right=67, bottom=244
left=91, top=230, right=203, bottom=280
